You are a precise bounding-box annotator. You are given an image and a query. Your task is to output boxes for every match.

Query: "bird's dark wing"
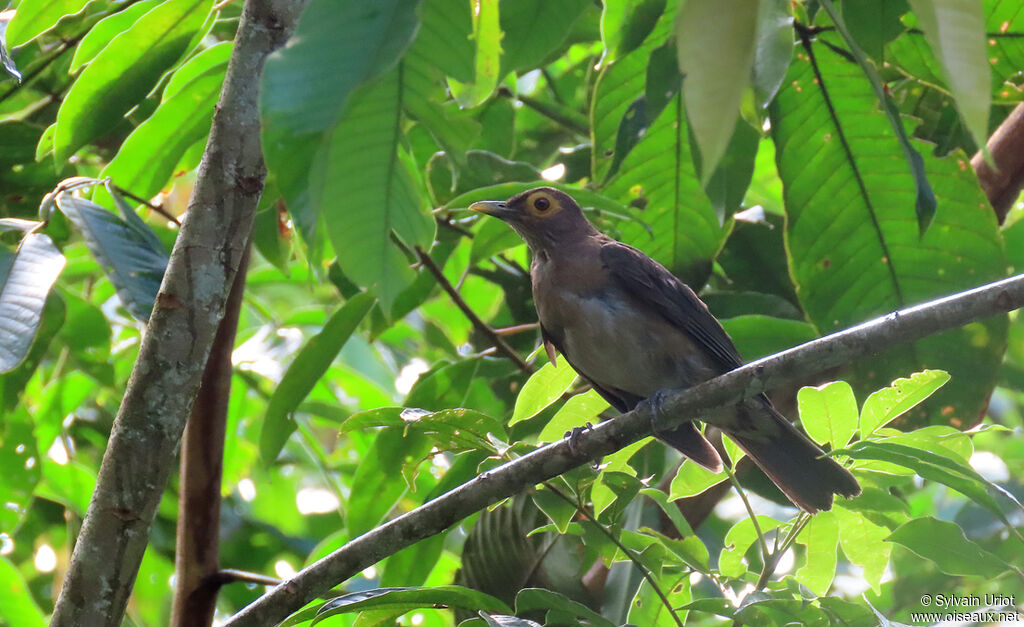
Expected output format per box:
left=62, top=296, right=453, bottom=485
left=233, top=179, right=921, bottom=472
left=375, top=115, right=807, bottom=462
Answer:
left=599, top=241, right=743, bottom=372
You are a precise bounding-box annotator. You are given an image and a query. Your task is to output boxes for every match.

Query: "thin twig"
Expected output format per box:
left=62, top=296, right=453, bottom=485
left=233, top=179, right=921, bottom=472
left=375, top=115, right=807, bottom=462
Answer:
left=494, top=322, right=539, bottom=336
left=496, top=86, right=589, bottom=136
left=110, top=184, right=180, bottom=225
left=722, top=464, right=771, bottom=568
left=415, top=245, right=533, bottom=374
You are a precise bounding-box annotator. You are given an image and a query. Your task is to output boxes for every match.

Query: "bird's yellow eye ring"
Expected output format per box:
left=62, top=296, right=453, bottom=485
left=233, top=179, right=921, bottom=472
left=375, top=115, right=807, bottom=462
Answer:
left=534, top=197, right=550, bottom=211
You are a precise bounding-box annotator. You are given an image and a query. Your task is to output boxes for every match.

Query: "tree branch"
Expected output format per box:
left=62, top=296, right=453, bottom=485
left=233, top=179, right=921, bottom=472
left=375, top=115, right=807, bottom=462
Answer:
left=225, top=274, right=1024, bottom=627
left=414, top=245, right=533, bottom=374
left=49, top=2, right=306, bottom=625
left=972, top=103, right=1024, bottom=223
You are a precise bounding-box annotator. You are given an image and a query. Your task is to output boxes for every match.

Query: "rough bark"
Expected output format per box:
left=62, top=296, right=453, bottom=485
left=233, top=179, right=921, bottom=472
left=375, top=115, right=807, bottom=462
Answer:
left=225, top=274, right=1024, bottom=627
left=49, top=1, right=305, bottom=624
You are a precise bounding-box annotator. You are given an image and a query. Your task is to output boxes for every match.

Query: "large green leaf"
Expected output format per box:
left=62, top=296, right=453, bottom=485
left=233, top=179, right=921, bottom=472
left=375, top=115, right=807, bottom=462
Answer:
left=4, top=0, right=91, bottom=48
left=675, top=0, right=757, bottom=179
left=56, top=195, right=168, bottom=320
left=259, top=292, right=376, bottom=463
left=0, top=233, right=65, bottom=373
left=53, top=0, right=214, bottom=162
left=770, top=37, right=1006, bottom=427
left=314, top=586, right=511, bottom=622
left=311, top=70, right=436, bottom=311
left=603, top=95, right=729, bottom=287
left=446, top=0, right=500, bottom=108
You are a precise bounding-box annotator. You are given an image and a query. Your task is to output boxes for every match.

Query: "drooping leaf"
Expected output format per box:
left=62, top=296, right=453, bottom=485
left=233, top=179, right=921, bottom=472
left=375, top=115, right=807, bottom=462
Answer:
left=537, top=389, right=609, bottom=444
left=53, top=0, right=214, bottom=161
left=599, top=0, right=666, bottom=67
left=669, top=459, right=725, bottom=501
left=0, top=233, right=65, bottom=372
left=676, top=0, right=758, bottom=179
left=905, top=0, right=990, bottom=152
left=834, top=506, right=891, bottom=593
left=260, top=292, right=376, bottom=463
left=515, top=588, right=615, bottom=627
left=499, top=0, right=590, bottom=76
left=752, top=0, right=794, bottom=106
left=841, top=0, right=908, bottom=60
left=794, top=510, right=839, bottom=595
left=56, top=195, right=168, bottom=320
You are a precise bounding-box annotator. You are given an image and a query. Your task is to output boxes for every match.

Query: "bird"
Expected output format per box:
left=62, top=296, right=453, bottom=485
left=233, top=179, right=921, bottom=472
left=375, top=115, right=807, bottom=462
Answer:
left=470, top=186, right=861, bottom=513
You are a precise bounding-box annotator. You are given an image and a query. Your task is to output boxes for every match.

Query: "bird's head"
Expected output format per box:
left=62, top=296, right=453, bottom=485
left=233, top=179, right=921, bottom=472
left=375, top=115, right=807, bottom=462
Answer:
left=469, top=187, right=596, bottom=253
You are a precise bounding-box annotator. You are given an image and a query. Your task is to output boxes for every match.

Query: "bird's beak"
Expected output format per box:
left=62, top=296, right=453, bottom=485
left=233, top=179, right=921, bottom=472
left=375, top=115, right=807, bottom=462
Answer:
left=469, top=200, right=516, bottom=221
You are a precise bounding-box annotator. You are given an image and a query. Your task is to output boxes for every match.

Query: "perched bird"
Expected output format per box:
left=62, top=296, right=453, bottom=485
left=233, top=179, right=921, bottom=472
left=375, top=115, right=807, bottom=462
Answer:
left=470, top=187, right=860, bottom=512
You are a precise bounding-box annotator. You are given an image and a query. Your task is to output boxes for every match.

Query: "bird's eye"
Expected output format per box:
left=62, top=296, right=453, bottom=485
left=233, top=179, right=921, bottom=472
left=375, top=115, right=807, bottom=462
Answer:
left=534, top=197, right=550, bottom=212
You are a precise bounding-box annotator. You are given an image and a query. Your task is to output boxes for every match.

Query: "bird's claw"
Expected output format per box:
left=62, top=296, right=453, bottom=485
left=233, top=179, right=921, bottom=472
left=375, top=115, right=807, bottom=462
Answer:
left=641, top=389, right=670, bottom=435
left=564, top=422, right=594, bottom=456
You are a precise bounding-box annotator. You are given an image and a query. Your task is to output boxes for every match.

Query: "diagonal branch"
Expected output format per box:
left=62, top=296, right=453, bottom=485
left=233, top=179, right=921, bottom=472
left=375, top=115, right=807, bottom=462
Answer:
left=415, top=245, right=533, bottom=374
left=224, top=273, right=1024, bottom=626
left=49, top=1, right=307, bottom=625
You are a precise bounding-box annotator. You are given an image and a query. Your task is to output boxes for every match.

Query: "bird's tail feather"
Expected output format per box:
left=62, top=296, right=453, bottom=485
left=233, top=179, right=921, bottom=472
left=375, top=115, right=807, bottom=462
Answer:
left=658, top=422, right=723, bottom=473
left=727, top=404, right=861, bottom=513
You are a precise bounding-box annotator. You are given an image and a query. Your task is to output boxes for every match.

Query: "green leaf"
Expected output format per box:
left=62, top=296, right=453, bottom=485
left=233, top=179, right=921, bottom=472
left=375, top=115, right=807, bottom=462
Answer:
left=531, top=489, right=575, bottom=534
left=599, top=0, right=666, bottom=67
left=771, top=36, right=1006, bottom=428
left=499, top=0, right=590, bottom=76
left=4, top=0, right=91, bottom=49
left=626, top=571, right=690, bottom=627
left=669, top=458, right=725, bottom=500
left=69, top=0, right=163, bottom=72
left=476, top=614, right=541, bottom=627
left=841, top=0, right=908, bottom=60
left=346, top=428, right=432, bottom=538
left=797, top=380, right=858, bottom=449
left=56, top=195, right=168, bottom=320
left=510, top=353, right=577, bottom=426
left=905, top=0, right=990, bottom=152
left=886, top=516, right=1013, bottom=577
left=313, top=586, right=512, bottom=622
left=702, top=118, right=759, bottom=222
left=261, top=0, right=420, bottom=139
left=53, top=0, right=214, bottom=161
left=795, top=510, right=839, bottom=595
left=859, top=370, right=950, bottom=437
left=720, top=314, right=817, bottom=361
left=719, top=515, right=781, bottom=578
left=469, top=216, right=523, bottom=264
left=676, top=0, right=758, bottom=179
left=515, top=588, right=615, bottom=627
left=834, top=440, right=1023, bottom=532
left=312, top=70, right=436, bottom=312
left=101, top=63, right=225, bottom=204
left=537, top=389, right=609, bottom=444
left=593, top=442, right=646, bottom=518
left=0, top=556, right=45, bottom=627
left=446, top=0, right=500, bottom=108
left=260, top=292, right=375, bottom=463
left=834, top=506, right=891, bottom=593
left=0, top=233, right=65, bottom=373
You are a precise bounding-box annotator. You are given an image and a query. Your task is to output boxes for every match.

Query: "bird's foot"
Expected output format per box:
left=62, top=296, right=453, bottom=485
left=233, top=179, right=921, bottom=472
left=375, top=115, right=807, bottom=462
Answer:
left=564, top=422, right=594, bottom=457
left=641, top=389, right=671, bottom=435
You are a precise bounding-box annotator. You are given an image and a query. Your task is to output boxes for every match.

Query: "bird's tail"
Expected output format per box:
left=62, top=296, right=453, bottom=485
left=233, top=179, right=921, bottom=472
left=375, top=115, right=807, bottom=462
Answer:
left=726, top=403, right=861, bottom=513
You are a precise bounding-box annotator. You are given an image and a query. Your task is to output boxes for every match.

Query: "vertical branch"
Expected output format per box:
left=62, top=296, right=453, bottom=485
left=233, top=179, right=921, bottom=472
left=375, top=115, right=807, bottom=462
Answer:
left=49, top=1, right=306, bottom=625
left=170, top=247, right=251, bottom=627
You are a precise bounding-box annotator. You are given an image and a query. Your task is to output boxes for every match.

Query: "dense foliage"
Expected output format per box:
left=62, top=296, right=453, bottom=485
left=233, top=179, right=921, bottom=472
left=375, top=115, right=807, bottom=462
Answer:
left=1, top=0, right=1023, bottom=625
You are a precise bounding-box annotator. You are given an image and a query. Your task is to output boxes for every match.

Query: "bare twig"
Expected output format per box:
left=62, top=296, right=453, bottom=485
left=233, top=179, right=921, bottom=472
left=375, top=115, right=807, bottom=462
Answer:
left=49, top=2, right=306, bottom=625
left=494, top=322, right=539, bottom=336
left=224, top=274, right=1024, bottom=627
left=110, top=184, right=181, bottom=225
left=414, top=245, right=533, bottom=374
